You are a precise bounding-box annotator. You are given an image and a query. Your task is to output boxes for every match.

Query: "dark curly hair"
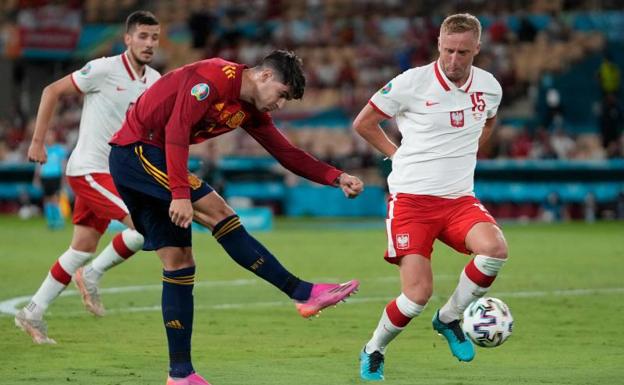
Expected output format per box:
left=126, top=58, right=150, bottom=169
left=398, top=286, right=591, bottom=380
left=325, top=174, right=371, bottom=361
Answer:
left=258, top=50, right=306, bottom=100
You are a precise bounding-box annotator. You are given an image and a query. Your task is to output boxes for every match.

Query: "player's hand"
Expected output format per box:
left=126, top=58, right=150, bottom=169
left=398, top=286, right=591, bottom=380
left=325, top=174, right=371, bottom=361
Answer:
left=169, top=199, right=194, bottom=228
left=27, top=141, right=47, bottom=164
left=337, top=173, right=364, bottom=199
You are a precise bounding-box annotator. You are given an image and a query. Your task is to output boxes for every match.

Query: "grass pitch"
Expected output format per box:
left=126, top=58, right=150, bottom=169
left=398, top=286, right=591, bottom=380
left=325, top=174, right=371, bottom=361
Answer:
left=1, top=216, right=623, bottom=384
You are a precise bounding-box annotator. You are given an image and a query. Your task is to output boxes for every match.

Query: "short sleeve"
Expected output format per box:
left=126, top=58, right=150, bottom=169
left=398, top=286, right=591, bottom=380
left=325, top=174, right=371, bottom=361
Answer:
left=71, top=57, right=110, bottom=94
left=369, top=70, right=412, bottom=119
left=486, top=77, right=503, bottom=119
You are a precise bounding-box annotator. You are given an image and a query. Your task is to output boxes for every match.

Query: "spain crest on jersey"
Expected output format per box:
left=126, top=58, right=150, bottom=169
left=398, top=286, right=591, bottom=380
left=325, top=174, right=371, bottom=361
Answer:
left=187, top=173, right=203, bottom=190
left=450, top=110, right=464, bottom=128
left=227, top=111, right=245, bottom=128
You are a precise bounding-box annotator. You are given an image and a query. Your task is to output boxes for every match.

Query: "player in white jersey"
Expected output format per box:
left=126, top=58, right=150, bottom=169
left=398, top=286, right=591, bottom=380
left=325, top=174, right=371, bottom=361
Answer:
left=15, top=11, right=161, bottom=344
left=354, top=14, right=509, bottom=380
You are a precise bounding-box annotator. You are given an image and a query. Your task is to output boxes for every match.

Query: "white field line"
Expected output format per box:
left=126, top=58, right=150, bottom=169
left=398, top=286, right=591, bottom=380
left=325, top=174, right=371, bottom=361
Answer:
left=2, top=276, right=623, bottom=317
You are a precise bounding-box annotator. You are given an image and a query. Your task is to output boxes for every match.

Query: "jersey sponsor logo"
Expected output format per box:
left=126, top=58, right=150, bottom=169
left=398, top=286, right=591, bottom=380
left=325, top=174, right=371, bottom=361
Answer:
left=380, top=82, right=392, bottom=94
left=425, top=100, right=439, bottom=107
left=79, top=63, right=91, bottom=75
left=450, top=110, right=464, bottom=128
left=222, top=65, right=237, bottom=79
left=191, top=83, right=210, bottom=101
left=396, top=234, right=410, bottom=249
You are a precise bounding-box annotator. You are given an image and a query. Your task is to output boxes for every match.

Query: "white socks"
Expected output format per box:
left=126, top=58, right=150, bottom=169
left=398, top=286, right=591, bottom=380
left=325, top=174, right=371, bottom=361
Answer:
left=365, top=293, right=425, bottom=354
left=439, top=254, right=506, bottom=323
left=25, top=248, right=93, bottom=320
left=88, top=229, right=143, bottom=279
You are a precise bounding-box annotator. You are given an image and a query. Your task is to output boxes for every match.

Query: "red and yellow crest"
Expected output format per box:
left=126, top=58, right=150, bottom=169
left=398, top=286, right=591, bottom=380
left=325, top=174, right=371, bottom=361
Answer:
left=187, top=173, right=203, bottom=190
left=227, top=111, right=245, bottom=128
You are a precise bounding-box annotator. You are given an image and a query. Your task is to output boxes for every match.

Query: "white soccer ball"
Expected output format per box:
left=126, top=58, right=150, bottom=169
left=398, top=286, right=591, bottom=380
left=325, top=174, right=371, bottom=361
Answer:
left=462, top=297, right=513, bottom=348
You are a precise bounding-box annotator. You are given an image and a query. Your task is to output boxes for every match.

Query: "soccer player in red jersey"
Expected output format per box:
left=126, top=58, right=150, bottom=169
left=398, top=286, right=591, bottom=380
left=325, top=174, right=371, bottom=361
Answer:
left=355, top=14, right=509, bottom=380
left=109, top=50, right=363, bottom=385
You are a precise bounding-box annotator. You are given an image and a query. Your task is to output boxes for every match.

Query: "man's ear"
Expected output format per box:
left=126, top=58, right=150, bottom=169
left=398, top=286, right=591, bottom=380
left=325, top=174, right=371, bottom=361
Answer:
left=260, top=68, right=273, bottom=82
left=124, top=33, right=131, bottom=46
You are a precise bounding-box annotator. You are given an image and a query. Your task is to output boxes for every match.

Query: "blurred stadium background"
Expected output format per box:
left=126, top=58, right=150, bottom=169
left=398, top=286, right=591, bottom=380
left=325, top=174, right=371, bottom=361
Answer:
left=1, top=2, right=624, bottom=385
left=0, top=0, right=623, bottom=224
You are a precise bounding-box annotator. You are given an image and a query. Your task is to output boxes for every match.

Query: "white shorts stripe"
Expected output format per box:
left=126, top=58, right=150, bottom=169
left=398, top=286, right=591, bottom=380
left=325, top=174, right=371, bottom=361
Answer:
left=386, top=193, right=398, bottom=258
left=84, top=174, right=129, bottom=214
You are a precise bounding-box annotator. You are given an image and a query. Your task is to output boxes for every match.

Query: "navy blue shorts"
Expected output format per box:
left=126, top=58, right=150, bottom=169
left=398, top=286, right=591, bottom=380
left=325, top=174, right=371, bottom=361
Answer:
left=109, top=143, right=213, bottom=251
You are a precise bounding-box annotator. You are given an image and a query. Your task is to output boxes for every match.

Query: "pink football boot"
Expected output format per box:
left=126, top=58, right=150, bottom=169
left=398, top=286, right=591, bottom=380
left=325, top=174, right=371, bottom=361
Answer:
left=166, top=372, right=211, bottom=385
left=295, top=280, right=360, bottom=318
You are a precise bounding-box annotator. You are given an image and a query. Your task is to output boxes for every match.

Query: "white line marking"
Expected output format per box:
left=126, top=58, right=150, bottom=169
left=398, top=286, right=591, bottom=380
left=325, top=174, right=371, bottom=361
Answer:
left=2, top=277, right=623, bottom=317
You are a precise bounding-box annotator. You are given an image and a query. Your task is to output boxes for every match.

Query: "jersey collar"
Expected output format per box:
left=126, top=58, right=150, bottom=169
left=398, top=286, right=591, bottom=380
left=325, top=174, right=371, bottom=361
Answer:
left=434, top=60, right=474, bottom=93
left=122, top=51, right=147, bottom=83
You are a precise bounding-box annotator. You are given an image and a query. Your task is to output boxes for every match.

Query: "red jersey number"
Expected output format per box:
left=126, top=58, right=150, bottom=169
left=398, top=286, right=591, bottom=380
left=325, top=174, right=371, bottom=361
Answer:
left=471, top=92, right=486, bottom=112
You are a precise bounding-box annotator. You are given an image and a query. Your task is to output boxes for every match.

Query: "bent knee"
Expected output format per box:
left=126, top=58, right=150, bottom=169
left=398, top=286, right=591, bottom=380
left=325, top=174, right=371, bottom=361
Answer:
left=193, top=194, right=236, bottom=227
left=475, top=240, right=508, bottom=260
left=402, top=283, right=432, bottom=306
left=159, top=247, right=195, bottom=270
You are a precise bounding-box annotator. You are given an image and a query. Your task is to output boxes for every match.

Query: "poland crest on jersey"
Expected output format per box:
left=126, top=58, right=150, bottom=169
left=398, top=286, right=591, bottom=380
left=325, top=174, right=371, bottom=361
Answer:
left=450, top=110, right=464, bottom=128
left=396, top=234, right=410, bottom=249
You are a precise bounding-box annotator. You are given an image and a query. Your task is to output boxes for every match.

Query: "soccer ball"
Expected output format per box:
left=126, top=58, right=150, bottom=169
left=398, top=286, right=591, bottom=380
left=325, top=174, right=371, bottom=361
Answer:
left=462, top=297, right=513, bottom=348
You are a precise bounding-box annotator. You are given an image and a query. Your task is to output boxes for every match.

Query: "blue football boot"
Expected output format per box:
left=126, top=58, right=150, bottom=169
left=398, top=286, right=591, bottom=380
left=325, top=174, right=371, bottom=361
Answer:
left=432, top=310, right=475, bottom=362
left=360, top=348, right=385, bottom=381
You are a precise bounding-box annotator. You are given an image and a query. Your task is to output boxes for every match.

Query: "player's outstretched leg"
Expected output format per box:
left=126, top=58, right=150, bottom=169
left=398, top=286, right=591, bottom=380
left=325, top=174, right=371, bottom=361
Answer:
left=360, top=348, right=385, bottom=381
left=432, top=309, right=474, bottom=362
left=74, top=229, right=144, bottom=316
left=212, top=215, right=359, bottom=318
left=15, top=247, right=92, bottom=344
left=166, top=372, right=211, bottom=385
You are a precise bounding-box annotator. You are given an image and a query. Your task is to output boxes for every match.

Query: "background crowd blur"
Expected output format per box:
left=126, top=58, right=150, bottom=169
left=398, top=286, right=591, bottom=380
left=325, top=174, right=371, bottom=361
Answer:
left=0, top=0, right=623, bottom=223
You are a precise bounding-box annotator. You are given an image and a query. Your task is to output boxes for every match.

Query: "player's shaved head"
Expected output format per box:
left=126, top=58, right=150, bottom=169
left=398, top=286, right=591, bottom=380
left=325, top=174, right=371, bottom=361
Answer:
left=440, top=13, right=481, bottom=41
left=257, top=50, right=306, bottom=100
left=126, top=10, right=159, bottom=33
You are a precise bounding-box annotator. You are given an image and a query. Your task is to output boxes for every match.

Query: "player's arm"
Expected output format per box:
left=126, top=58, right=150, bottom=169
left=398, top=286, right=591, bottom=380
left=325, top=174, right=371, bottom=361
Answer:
left=245, top=117, right=363, bottom=198
left=28, top=75, right=80, bottom=164
left=164, top=76, right=215, bottom=228
left=353, top=102, right=398, bottom=159
left=479, top=115, right=497, bottom=149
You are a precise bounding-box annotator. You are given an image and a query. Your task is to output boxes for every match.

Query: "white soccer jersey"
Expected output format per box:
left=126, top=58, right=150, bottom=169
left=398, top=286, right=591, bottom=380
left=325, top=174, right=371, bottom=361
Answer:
left=65, top=52, right=160, bottom=176
left=370, top=60, right=502, bottom=197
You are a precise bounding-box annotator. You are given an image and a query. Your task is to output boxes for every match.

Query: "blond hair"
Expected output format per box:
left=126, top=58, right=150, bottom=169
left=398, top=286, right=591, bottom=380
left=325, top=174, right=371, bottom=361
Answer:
left=440, top=13, right=481, bottom=41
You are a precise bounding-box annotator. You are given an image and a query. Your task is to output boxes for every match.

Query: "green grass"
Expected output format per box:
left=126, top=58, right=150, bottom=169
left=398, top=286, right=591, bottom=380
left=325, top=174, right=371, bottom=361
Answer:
left=1, top=216, right=623, bottom=384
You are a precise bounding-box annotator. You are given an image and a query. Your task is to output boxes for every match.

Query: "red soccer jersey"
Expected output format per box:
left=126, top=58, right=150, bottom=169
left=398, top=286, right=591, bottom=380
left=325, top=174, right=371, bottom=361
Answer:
left=110, top=58, right=342, bottom=199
